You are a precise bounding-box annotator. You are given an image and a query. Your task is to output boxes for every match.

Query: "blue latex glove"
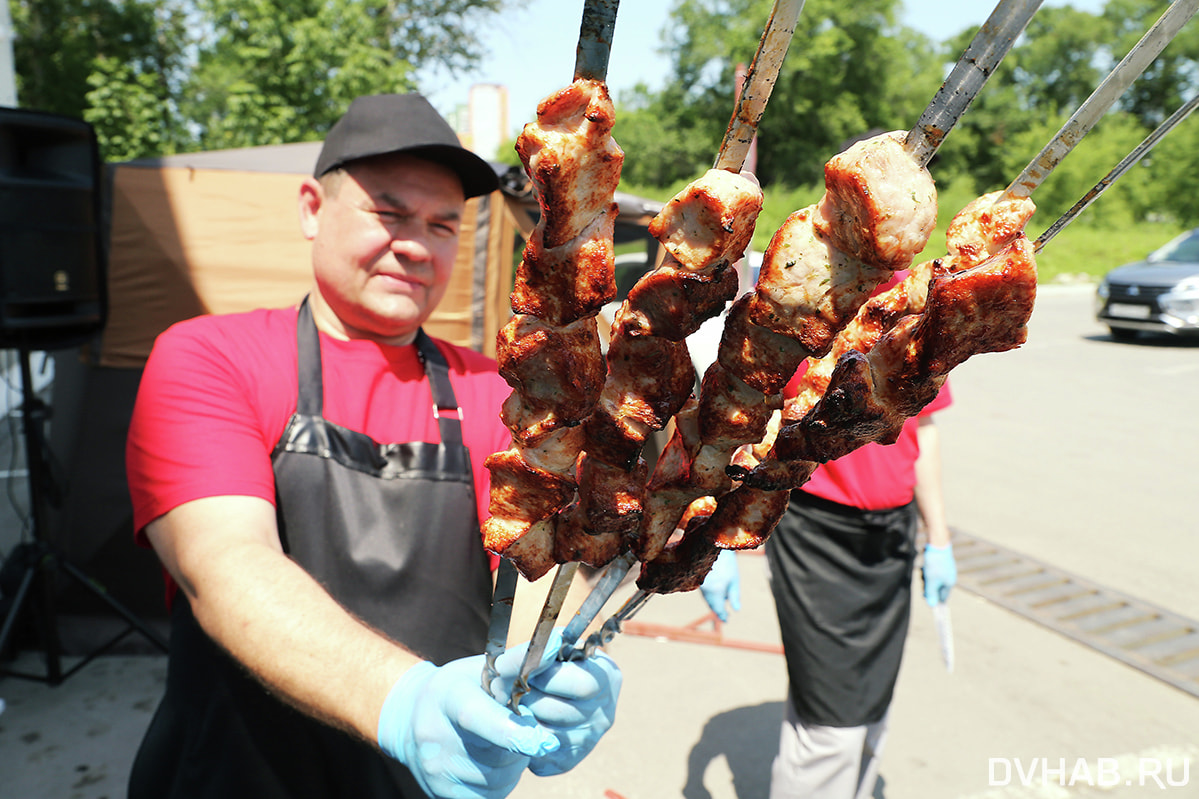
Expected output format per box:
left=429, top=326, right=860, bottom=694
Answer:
left=492, top=630, right=622, bottom=777
left=700, top=549, right=741, bottom=622
left=378, top=652, right=558, bottom=799
left=922, top=543, right=957, bottom=607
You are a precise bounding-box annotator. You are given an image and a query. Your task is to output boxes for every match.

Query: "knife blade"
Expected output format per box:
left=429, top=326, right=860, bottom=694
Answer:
left=932, top=601, right=955, bottom=674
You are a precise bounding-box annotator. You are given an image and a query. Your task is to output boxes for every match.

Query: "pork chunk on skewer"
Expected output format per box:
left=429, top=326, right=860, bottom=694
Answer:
left=483, top=79, right=623, bottom=579
left=641, top=186, right=1040, bottom=592
left=777, top=188, right=1037, bottom=430
left=644, top=235, right=1039, bottom=594
left=568, top=170, right=763, bottom=562
left=634, top=132, right=937, bottom=565
left=743, top=235, right=1039, bottom=492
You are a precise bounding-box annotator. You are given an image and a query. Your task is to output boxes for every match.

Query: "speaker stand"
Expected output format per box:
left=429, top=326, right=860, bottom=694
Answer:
left=0, top=345, right=167, bottom=685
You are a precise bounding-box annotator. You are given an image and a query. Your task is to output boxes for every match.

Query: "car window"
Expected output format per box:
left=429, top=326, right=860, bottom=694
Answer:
left=1148, top=230, right=1199, bottom=263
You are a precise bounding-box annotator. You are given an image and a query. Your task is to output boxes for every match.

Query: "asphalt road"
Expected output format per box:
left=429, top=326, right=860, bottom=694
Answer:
left=934, top=283, right=1199, bottom=620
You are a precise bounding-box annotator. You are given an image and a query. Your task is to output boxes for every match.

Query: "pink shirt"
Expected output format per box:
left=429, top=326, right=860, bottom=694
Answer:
left=127, top=306, right=513, bottom=544
left=782, top=271, right=952, bottom=510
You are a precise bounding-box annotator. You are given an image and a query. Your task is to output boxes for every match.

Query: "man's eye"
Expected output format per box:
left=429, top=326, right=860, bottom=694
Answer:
left=431, top=223, right=458, bottom=238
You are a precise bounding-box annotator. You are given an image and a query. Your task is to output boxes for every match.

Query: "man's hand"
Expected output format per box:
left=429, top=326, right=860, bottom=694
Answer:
left=378, top=653, right=557, bottom=799
left=921, top=543, right=957, bottom=606
left=492, top=631, right=623, bottom=777
left=700, top=549, right=741, bottom=622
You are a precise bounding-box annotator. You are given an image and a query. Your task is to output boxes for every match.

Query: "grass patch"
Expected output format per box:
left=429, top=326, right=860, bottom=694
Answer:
left=620, top=178, right=1189, bottom=285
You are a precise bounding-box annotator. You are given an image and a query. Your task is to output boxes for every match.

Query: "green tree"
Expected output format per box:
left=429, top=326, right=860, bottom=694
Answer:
left=185, top=0, right=517, bottom=149
left=1140, top=117, right=1199, bottom=225
left=933, top=5, right=1114, bottom=199
left=1009, top=6, right=1108, bottom=118
left=1005, top=111, right=1149, bottom=235
left=10, top=0, right=182, bottom=119
left=615, top=0, right=943, bottom=189
left=9, top=0, right=521, bottom=158
left=186, top=0, right=399, bottom=149
left=1103, top=0, right=1199, bottom=128
left=85, top=54, right=186, bottom=161
left=614, top=82, right=720, bottom=188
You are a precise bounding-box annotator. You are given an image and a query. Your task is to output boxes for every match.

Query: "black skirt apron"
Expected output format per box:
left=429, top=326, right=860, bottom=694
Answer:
left=129, top=299, right=492, bottom=799
left=765, top=490, right=918, bottom=728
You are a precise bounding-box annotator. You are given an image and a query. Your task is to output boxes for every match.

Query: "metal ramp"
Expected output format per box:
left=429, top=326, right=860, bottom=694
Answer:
left=953, top=531, right=1199, bottom=699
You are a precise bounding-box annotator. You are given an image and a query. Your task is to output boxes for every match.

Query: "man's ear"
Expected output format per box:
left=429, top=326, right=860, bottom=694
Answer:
left=298, top=177, right=323, bottom=240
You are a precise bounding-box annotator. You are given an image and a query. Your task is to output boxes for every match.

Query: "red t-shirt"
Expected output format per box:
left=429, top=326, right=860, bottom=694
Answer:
left=782, top=270, right=952, bottom=510
left=127, top=307, right=513, bottom=547
left=784, top=369, right=951, bottom=510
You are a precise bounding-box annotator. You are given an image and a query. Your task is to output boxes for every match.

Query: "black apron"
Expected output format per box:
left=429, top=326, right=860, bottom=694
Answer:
left=765, top=490, right=918, bottom=728
left=129, top=300, right=492, bottom=799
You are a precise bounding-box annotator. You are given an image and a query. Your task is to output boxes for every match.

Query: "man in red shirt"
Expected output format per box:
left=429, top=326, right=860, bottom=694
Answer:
left=126, top=94, right=620, bottom=799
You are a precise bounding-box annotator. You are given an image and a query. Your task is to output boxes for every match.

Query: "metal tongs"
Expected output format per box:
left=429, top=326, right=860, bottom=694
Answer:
left=555, top=0, right=1044, bottom=664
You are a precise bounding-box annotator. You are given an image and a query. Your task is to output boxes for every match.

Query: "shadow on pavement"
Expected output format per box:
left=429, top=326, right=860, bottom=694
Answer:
left=1084, top=331, right=1199, bottom=347
left=683, top=700, right=782, bottom=799
left=680, top=700, right=889, bottom=799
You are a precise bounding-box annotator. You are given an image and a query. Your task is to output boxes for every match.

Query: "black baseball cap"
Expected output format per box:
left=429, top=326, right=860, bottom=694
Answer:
left=313, top=93, right=499, bottom=198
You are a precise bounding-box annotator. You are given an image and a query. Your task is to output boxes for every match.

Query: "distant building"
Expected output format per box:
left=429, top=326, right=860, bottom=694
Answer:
left=450, top=83, right=509, bottom=161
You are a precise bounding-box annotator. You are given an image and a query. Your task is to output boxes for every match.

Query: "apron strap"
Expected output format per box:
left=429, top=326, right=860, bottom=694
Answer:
left=295, top=297, right=324, bottom=417
left=415, top=330, right=464, bottom=448
left=294, top=297, right=464, bottom=447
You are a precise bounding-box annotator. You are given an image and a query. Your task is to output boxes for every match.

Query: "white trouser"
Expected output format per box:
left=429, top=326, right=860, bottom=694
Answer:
left=768, top=695, right=889, bottom=799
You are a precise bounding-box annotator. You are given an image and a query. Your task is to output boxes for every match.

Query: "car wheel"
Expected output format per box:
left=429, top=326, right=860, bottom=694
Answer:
left=1108, top=326, right=1139, bottom=342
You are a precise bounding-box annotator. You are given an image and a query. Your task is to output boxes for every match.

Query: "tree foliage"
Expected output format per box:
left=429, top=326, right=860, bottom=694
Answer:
left=617, top=0, right=942, bottom=188
left=7, top=0, right=1199, bottom=227
left=9, top=0, right=173, bottom=119
left=9, top=0, right=517, bottom=159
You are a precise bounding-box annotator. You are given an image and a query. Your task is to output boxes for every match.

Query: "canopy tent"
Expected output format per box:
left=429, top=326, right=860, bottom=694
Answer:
left=33, top=141, right=663, bottom=647
left=100, top=142, right=663, bottom=365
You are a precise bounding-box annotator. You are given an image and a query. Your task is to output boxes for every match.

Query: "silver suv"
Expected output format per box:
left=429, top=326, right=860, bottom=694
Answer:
left=1095, top=228, right=1199, bottom=341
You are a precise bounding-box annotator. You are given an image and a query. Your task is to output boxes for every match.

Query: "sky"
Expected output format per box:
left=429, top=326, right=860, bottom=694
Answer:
left=421, top=0, right=1107, bottom=140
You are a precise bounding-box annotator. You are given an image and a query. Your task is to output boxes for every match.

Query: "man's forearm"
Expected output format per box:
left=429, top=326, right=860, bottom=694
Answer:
left=147, top=496, right=420, bottom=744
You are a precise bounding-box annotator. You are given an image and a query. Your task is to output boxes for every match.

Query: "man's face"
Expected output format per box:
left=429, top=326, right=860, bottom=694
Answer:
left=301, top=153, right=467, bottom=345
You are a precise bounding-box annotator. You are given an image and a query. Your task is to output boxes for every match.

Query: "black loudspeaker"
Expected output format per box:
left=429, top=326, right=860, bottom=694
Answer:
left=0, top=107, right=106, bottom=350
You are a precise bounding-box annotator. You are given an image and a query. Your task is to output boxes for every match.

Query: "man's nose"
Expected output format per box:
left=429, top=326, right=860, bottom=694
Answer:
left=390, top=232, right=433, bottom=261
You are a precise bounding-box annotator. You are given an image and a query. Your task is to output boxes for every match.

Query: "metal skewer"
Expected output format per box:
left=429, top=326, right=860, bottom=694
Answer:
left=557, top=0, right=806, bottom=655
left=491, top=0, right=620, bottom=709
left=567, top=0, right=1197, bottom=666
left=509, top=560, right=580, bottom=710
left=1034, top=93, right=1199, bottom=252
left=557, top=550, right=637, bottom=653
left=714, top=0, right=805, bottom=172
left=1001, top=0, right=1199, bottom=201
left=481, top=558, right=519, bottom=694
left=904, top=0, right=1044, bottom=166
left=562, top=586, right=653, bottom=662
left=573, top=0, right=619, bottom=80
